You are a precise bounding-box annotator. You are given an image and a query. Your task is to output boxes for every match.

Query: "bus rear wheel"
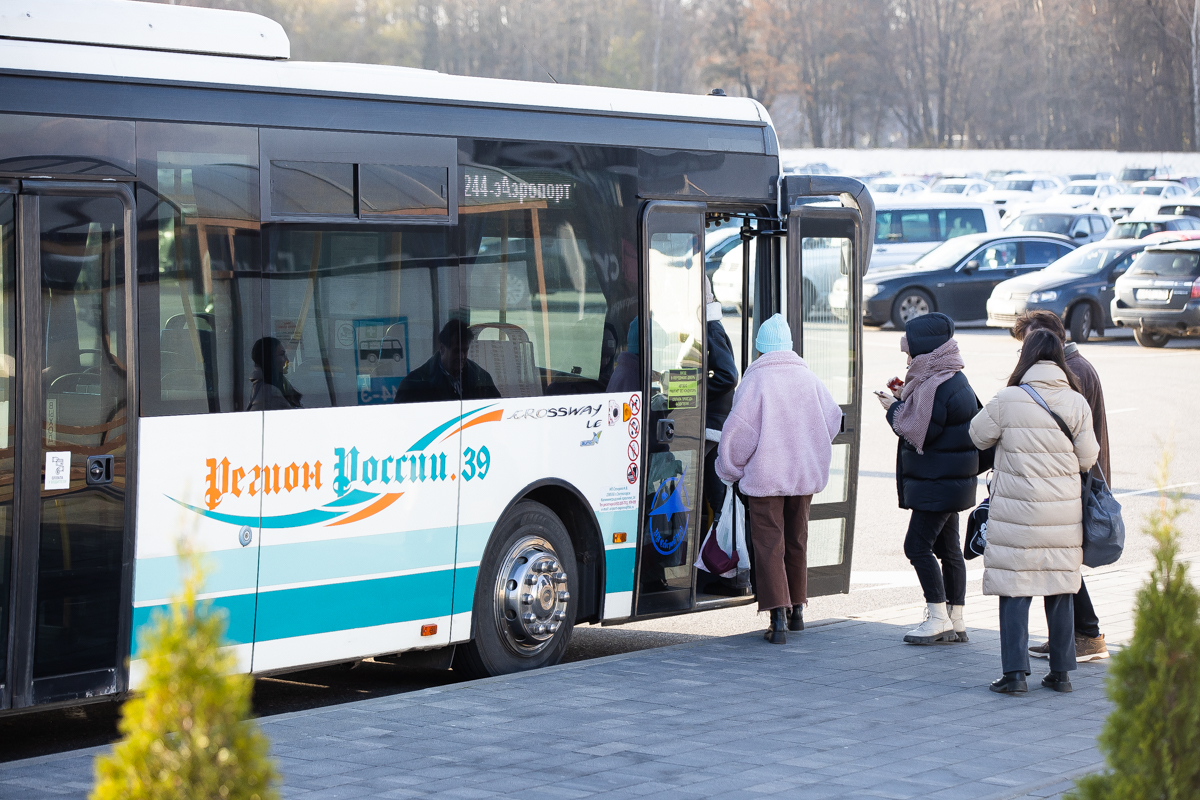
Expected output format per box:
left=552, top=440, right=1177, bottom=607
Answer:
left=455, top=500, right=577, bottom=678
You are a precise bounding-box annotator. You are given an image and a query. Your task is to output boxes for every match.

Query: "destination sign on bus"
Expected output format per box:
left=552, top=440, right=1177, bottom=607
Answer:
left=462, top=167, right=576, bottom=207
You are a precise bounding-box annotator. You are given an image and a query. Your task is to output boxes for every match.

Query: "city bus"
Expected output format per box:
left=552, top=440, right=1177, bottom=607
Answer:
left=0, top=0, right=870, bottom=713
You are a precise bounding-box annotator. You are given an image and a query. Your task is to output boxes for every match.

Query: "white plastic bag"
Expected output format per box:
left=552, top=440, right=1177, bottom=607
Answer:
left=694, top=484, right=747, bottom=577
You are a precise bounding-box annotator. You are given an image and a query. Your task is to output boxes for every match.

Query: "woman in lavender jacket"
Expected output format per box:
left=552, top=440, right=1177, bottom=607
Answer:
left=716, top=314, right=842, bottom=643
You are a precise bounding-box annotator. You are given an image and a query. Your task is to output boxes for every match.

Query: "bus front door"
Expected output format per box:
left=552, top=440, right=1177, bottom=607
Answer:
left=1, top=182, right=137, bottom=710
left=634, top=201, right=706, bottom=616
left=784, top=192, right=869, bottom=598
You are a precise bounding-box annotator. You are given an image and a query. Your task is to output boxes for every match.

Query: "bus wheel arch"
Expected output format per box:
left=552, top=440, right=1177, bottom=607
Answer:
left=454, top=481, right=604, bottom=678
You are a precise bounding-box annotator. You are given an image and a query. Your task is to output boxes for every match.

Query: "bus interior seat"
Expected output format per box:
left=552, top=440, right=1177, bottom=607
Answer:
left=161, top=369, right=210, bottom=402
left=468, top=322, right=542, bottom=398
left=160, top=313, right=216, bottom=371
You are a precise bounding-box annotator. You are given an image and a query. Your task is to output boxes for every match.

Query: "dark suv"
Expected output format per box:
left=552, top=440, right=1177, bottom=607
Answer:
left=1110, top=242, right=1200, bottom=347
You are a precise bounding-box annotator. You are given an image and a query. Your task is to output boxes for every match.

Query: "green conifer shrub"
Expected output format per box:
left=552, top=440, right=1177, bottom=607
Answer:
left=92, top=549, right=278, bottom=800
left=1068, top=460, right=1200, bottom=799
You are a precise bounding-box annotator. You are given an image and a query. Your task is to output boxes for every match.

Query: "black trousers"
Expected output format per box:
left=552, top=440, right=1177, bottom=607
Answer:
left=903, top=510, right=966, bottom=606
left=1074, top=578, right=1101, bottom=638
left=1000, top=595, right=1077, bottom=674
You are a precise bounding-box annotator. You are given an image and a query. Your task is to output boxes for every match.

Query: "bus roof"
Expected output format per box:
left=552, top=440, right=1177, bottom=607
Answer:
left=0, top=0, right=771, bottom=134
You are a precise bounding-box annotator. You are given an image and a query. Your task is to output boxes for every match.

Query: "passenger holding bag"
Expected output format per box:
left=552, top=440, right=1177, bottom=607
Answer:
left=970, top=330, right=1100, bottom=695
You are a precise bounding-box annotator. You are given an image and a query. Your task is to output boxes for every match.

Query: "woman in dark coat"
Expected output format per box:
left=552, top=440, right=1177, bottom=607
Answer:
left=877, top=313, right=980, bottom=645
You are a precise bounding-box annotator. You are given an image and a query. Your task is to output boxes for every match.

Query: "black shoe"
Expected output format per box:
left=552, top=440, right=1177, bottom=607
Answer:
left=764, top=609, right=787, bottom=644
left=989, top=672, right=1028, bottom=694
left=1041, top=671, right=1074, bottom=693
left=788, top=605, right=804, bottom=632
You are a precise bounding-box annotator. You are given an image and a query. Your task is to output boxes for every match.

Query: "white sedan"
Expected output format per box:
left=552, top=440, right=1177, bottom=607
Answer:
left=975, top=173, right=1065, bottom=215
left=1097, top=181, right=1190, bottom=219
left=1043, top=180, right=1122, bottom=209
left=868, top=177, right=928, bottom=196
left=929, top=178, right=992, bottom=197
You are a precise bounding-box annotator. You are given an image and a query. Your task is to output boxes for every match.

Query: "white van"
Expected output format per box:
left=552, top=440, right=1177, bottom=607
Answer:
left=871, top=197, right=1003, bottom=271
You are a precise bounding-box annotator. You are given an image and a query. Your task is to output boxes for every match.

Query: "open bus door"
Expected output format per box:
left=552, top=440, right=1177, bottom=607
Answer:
left=1, top=181, right=138, bottom=711
left=783, top=175, right=873, bottom=597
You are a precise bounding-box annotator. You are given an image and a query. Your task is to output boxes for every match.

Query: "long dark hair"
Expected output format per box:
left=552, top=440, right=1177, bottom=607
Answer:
left=1007, top=329, right=1081, bottom=393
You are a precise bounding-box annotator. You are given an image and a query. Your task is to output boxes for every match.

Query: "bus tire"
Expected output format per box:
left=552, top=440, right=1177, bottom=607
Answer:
left=455, top=500, right=577, bottom=679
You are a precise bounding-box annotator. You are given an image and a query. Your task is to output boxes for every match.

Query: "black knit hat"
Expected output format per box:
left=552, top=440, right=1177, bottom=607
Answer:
left=903, top=313, right=955, bottom=356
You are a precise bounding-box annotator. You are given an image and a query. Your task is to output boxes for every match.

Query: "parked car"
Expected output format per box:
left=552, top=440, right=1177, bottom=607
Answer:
left=1043, top=180, right=1122, bottom=209
left=986, top=240, right=1145, bottom=343
left=1097, top=181, right=1190, bottom=219
left=1110, top=241, right=1200, bottom=347
left=929, top=178, right=992, bottom=197
left=1104, top=215, right=1200, bottom=240
left=1129, top=197, right=1200, bottom=221
left=1119, top=166, right=1170, bottom=183
left=868, top=177, right=928, bottom=196
left=871, top=197, right=1003, bottom=270
left=1066, top=172, right=1116, bottom=182
left=976, top=173, right=1065, bottom=214
left=1169, top=176, right=1200, bottom=192
left=832, top=232, right=1077, bottom=327
left=1002, top=209, right=1112, bottom=243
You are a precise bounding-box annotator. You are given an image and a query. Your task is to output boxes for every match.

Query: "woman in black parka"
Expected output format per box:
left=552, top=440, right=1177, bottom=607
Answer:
left=877, top=314, right=979, bottom=645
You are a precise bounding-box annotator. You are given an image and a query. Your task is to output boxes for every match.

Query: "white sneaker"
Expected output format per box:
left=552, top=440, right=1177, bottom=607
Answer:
left=903, top=603, right=957, bottom=645
left=948, top=604, right=969, bottom=643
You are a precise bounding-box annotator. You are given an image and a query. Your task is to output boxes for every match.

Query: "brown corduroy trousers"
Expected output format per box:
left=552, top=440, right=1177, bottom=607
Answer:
left=746, top=495, right=812, bottom=612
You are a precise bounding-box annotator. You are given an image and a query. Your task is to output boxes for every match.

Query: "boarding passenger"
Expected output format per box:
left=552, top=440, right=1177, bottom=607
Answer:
left=716, top=313, right=841, bottom=644
left=970, top=330, right=1099, bottom=694
left=1013, top=310, right=1111, bottom=663
left=249, top=337, right=303, bottom=410
left=876, top=314, right=979, bottom=645
left=701, top=277, right=744, bottom=593
left=394, top=319, right=500, bottom=404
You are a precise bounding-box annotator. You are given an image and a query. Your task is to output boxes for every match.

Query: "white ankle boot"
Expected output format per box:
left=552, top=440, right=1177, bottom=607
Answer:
left=903, top=602, right=956, bottom=645
left=948, top=604, right=968, bottom=642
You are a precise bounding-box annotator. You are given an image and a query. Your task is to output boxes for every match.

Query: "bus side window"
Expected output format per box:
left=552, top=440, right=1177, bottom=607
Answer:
left=459, top=147, right=638, bottom=398
left=263, top=227, right=458, bottom=408
left=136, top=122, right=261, bottom=416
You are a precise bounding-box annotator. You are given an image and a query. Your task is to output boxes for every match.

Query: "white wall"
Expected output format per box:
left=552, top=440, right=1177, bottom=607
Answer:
left=781, top=148, right=1200, bottom=177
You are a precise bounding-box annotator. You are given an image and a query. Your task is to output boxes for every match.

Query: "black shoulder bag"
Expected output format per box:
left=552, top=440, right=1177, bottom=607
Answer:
left=1020, top=385, right=1125, bottom=568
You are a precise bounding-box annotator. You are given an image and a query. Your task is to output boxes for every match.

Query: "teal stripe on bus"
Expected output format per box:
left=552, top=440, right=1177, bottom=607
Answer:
left=604, top=547, right=636, bottom=593
left=130, top=592, right=258, bottom=658
left=134, top=549, right=261, bottom=604
left=452, top=565, right=480, bottom=615
left=253, top=569, right=454, bottom=642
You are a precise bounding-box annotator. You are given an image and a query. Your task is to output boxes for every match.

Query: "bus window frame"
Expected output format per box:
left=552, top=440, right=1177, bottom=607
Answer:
left=259, top=129, right=458, bottom=226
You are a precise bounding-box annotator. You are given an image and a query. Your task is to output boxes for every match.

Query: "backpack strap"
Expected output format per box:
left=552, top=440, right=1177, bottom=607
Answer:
left=1020, top=384, right=1074, bottom=443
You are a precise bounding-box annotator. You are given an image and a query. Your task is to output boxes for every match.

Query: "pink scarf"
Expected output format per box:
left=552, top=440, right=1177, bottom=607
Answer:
left=891, top=339, right=963, bottom=454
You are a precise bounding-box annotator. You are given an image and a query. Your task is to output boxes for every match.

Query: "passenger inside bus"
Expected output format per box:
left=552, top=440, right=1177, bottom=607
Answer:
left=249, top=336, right=303, bottom=410
left=394, top=319, right=500, bottom=404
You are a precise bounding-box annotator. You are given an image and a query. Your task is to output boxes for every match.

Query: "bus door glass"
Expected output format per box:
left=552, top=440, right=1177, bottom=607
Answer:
left=4, top=183, right=136, bottom=709
left=635, top=201, right=705, bottom=616
left=786, top=204, right=864, bottom=597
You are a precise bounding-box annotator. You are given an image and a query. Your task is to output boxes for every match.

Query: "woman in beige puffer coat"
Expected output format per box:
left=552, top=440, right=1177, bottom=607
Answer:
left=970, top=330, right=1099, bottom=695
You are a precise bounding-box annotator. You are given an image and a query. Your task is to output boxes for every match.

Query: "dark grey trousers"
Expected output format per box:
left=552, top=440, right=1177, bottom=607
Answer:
left=999, top=594, right=1077, bottom=674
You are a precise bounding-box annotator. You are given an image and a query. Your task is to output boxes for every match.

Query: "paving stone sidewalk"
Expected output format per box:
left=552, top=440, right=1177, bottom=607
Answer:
left=3, top=555, right=1192, bottom=800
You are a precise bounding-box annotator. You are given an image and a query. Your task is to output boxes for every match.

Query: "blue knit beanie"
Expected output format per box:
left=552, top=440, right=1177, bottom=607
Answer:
left=755, top=313, right=792, bottom=353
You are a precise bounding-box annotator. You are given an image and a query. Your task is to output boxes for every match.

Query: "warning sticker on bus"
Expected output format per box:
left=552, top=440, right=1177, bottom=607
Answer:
left=665, top=368, right=699, bottom=410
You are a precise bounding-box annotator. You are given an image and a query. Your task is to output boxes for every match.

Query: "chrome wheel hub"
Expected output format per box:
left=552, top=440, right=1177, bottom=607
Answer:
left=898, top=295, right=930, bottom=322
left=493, top=536, right=570, bottom=656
